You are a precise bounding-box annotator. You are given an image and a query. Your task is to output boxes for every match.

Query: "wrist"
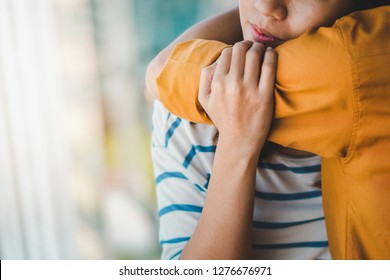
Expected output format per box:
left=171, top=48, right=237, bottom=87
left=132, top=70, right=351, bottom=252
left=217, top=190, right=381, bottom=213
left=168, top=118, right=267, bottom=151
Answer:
left=217, top=135, right=263, bottom=163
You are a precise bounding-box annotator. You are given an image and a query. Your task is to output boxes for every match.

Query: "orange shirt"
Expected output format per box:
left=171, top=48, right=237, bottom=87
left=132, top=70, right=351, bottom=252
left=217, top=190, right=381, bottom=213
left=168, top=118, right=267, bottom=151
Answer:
left=156, top=7, right=390, bottom=259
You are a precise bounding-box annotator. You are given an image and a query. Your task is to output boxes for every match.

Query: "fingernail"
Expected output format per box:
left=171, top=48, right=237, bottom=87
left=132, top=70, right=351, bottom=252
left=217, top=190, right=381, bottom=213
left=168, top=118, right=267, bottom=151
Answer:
left=267, top=46, right=273, bottom=52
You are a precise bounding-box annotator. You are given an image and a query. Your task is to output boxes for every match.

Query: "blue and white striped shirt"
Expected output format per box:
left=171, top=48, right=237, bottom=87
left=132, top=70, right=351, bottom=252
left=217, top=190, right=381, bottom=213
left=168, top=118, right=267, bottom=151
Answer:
left=151, top=101, right=330, bottom=260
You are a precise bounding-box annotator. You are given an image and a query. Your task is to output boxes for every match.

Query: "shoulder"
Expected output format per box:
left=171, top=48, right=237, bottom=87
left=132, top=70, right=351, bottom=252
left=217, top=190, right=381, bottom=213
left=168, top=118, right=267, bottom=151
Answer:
left=334, top=6, right=390, bottom=52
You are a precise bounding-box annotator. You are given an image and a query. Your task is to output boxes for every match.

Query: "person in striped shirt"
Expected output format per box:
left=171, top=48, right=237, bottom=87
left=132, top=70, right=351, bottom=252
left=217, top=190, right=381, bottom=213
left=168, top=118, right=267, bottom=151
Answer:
left=152, top=101, right=329, bottom=259
left=148, top=1, right=380, bottom=259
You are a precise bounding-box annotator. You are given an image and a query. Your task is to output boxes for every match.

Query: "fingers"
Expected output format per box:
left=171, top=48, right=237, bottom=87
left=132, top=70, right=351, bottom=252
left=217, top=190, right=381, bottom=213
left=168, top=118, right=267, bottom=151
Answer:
left=197, top=42, right=277, bottom=150
left=213, top=41, right=265, bottom=86
left=256, top=47, right=276, bottom=144
left=229, top=41, right=253, bottom=78
left=258, top=47, right=277, bottom=102
left=213, top=47, right=232, bottom=81
left=198, top=63, right=217, bottom=106
left=200, top=42, right=276, bottom=110
left=244, top=43, right=266, bottom=85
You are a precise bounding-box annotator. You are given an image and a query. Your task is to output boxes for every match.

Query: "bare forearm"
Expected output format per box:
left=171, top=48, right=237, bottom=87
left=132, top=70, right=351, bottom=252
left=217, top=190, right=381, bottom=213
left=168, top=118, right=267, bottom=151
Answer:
left=145, top=7, right=242, bottom=99
left=180, top=139, right=261, bottom=260
left=180, top=43, right=275, bottom=260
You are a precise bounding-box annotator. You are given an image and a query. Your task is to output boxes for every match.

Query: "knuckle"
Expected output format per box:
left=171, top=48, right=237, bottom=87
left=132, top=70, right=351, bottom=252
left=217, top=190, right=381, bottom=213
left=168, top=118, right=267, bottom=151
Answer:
left=202, top=63, right=217, bottom=77
left=230, top=83, right=245, bottom=96
left=221, top=47, right=232, bottom=56
left=251, top=43, right=265, bottom=54
left=198, top=93, right=206, bottom=105
left=246, top=48, right=262, bottom=58
left=211, top=79, right=223, bottom=92
left=201, top=66, right=211, bottom=75
left=233, top=41, right=252, bottom=52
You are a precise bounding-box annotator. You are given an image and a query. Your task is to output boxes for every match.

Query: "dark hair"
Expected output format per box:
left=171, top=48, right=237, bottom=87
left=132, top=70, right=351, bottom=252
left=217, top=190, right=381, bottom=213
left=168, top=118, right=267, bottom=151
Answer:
left=356, top=0, right=390, bottom=10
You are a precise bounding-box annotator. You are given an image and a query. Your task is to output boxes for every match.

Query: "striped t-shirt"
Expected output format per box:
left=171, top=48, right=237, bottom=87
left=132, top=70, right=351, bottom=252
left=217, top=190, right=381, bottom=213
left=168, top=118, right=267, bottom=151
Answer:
left=151, top=101, right=330, bottom=260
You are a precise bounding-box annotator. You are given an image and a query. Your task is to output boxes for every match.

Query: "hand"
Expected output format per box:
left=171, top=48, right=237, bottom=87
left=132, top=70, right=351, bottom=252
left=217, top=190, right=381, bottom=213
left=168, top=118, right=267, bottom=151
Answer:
left=198, top=41, right=276, bottom=154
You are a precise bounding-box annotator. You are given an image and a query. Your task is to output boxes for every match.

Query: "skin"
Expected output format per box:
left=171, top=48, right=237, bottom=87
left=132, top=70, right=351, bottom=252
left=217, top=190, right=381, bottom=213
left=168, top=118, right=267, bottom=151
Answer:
left=145, top=8, right=242, bottom=101
left=239, top=0, right=354, bottom=46
left=147, top=1, right=356, bottom=259
left=207, top=0, right=355, bottom=157
left=181, top=42, right=275, bottom=259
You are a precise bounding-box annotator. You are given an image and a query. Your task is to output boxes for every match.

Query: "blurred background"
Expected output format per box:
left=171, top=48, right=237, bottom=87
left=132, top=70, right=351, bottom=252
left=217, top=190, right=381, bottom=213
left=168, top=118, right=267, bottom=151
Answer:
left=0, top=0, right=236, bottom=259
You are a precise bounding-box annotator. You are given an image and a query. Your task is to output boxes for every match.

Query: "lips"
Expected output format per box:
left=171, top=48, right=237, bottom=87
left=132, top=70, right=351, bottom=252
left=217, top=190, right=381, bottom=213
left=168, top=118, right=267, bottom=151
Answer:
left=251, top=25, right=284, bottom=47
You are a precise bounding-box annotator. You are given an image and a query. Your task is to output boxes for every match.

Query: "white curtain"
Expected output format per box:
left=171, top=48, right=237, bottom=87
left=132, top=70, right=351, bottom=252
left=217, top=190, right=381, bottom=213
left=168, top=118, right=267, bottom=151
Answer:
left=0, top=0, right=78, bottom=259
left=0, top=0, right=239, bottom=260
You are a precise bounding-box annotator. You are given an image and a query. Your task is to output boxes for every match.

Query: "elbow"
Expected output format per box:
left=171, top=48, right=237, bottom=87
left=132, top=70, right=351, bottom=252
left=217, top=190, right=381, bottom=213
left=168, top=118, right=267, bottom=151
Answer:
left=145, top=55, right=164, bottom=100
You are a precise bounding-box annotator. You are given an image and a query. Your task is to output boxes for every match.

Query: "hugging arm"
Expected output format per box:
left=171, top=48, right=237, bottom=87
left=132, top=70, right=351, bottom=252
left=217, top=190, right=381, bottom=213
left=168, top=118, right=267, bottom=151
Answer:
left=154, top=24, right=355, bottom=158
left=181, top=43, right=276, bottom=259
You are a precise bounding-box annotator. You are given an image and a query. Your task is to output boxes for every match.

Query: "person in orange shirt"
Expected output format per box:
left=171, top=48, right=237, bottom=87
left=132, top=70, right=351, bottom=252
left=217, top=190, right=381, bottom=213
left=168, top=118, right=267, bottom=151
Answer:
left=147, top=1, right=390, bottom=259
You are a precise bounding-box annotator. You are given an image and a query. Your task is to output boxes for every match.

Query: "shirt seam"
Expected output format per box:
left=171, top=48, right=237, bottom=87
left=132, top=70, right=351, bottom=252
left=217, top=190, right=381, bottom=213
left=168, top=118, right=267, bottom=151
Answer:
left=337, top=23, right=360, bottom=163
left=337, top=20, right=361, bottom=260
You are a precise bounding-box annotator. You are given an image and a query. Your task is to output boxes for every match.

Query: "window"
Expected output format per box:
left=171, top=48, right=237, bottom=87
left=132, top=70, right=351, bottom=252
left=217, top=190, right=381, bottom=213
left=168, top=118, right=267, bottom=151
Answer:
left=0, top=0, right=236, bottom=260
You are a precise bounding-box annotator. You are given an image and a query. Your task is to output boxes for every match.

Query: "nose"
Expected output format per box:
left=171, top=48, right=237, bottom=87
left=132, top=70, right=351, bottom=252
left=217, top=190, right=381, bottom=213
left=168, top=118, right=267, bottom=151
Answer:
left=255, top=0, right=287, bottom=21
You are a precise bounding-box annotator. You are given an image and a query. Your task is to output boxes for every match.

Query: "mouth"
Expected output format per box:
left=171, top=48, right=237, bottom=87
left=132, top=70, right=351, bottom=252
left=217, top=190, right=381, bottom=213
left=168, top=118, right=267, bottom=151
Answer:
left=251, top=25, right=284, bottom=47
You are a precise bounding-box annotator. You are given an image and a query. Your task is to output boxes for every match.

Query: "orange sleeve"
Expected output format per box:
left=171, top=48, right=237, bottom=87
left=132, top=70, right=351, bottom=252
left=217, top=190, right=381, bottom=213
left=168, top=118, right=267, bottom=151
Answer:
left=156, top=26, right=354, bottom=158
left=157, top=39, right=229, bottom=124
left=269, top=24, right=354, bottom=158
